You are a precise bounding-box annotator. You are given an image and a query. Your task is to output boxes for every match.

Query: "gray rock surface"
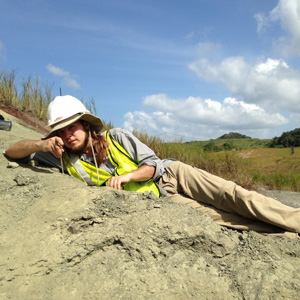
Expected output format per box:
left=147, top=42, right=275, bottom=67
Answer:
left=1, top=109, right=300, bottom=300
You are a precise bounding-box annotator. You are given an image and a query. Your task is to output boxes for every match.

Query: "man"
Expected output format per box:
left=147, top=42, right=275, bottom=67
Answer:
left=5, top=95, right=300, bottom=238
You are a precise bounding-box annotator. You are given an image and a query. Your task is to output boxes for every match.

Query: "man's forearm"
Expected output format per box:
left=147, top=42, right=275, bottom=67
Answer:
left=5, top=140, right=43, bottom=159
left=126, top=165, right=155, bottom=182
left=106, top=165, right=156, bottom=190
left=5, top=136, right=65, bottom=159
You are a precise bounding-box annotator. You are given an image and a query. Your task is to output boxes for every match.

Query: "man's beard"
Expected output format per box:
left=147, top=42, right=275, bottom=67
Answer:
left=69, top=135, right=90, bottom=154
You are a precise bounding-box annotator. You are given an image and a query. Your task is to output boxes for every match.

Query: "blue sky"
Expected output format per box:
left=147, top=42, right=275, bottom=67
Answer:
left=1, top=0, right=300, bottom=141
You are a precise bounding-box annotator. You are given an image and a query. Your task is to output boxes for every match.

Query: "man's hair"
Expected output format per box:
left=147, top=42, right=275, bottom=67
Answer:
left=90, top=129, right=108, bottom=166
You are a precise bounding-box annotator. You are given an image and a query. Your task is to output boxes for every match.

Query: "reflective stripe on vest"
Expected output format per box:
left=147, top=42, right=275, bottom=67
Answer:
left=63, top=130, right=160, bottom=197
left=68, top=154, right=95, bottom=185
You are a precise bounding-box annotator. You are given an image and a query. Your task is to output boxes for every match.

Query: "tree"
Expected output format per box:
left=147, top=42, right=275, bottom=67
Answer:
left=270, top=128, right=300, bottom=147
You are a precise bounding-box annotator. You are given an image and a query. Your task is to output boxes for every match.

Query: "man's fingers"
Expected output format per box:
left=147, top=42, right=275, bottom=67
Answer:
left=54, top=137, right=64, bottom=149
left=107, top=177, right=121, bottom=190
left=50, top=138, right=64, bottom=158
left=107, top=176, right=129, bottom=190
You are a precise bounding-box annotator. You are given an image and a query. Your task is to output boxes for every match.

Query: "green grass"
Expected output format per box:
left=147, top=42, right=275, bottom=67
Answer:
left=134, top=131, right=300, bottom=192
left=235, top=147, right=300, bottom=191
left=188, top=138, right=271, bottom=152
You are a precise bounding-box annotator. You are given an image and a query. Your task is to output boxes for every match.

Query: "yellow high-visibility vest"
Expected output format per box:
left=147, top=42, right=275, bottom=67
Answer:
left=63, top=130, right=160, bottom=197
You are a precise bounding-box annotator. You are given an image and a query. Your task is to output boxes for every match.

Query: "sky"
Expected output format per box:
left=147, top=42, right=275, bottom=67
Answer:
left=1, top=0, right=300, bottom=142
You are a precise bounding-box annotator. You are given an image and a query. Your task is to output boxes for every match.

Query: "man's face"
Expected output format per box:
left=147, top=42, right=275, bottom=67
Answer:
left=57, top=121, right=89, bottom=153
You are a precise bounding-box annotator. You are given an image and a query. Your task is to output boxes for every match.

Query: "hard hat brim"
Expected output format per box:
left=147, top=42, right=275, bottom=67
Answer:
left=42, top=112, right=104, bottom=140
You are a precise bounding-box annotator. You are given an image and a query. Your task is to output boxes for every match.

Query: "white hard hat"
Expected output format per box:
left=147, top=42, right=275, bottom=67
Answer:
left=43, top=95, right=104, bottom=139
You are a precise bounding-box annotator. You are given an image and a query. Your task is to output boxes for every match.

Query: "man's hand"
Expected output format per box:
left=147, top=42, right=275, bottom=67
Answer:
left=106, top=173, right=131, bottom=190
left=5, top=137, right=64, bottom=159
left=106, top=165, right=155, bottom=190
left=39, top=137, right=64, bottom=158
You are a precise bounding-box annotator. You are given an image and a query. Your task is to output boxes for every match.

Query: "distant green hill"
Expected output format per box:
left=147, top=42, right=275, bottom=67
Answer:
left=172, top=129, right=299, bottom=153
left=185, top=137, right=271, bottom=152
left=218, top=132, right=251, bottom=139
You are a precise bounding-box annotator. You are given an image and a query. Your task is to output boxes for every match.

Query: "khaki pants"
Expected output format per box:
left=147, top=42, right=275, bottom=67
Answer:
left=158, top=161, right=300, bottom=239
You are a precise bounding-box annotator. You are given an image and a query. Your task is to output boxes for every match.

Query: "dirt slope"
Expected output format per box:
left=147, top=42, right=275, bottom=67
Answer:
left=1, top=109, right=300, bottom=300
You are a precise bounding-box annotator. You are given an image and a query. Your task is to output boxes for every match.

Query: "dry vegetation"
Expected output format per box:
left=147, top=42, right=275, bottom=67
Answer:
left=134, top=133, right=300, bottom=193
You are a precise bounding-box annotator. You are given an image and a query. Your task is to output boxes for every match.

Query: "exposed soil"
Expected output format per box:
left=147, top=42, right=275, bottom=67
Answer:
left=1, top=108, right=300, bottom=300
left=0, top=105, right=49, bottom=134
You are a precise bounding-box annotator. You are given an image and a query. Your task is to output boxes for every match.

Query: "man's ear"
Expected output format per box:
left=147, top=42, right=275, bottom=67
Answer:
left=82, top=121, right=91, bottom=131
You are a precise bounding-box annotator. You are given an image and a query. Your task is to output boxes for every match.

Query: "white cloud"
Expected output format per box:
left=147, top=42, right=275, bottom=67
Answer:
left=188, top=57, right=300, bottom=113
left=46, top=63, right=81, bottom=90
left=62, top=77, right=82, bottom=90
left=255, top=0, right=300, bottom=57
left=254, top=13, right=269, bottom=34
left=47, top=64, right=70, bottom=77
left=123, top=94, right=288, bottom=141
left=254, top=57, right=288, bottom=74
left=123, top=1, right=300, bottom=141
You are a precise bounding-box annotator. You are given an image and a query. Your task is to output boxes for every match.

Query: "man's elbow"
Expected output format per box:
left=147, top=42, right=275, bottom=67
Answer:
left=4, top=146, right=25, bottom=159
left=4, top=147, right=14, bottom=158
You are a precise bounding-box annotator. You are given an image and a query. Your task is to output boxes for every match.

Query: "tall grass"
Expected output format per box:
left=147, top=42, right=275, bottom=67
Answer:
left=133, top=130, right=254, bottom=188
left=85, top=97, right=97, bottom=116
left=252, top=169, right=300, bottom=192
left=0, top=69, right=53, bottom=123
left=20, top=75, right=53, bottom=120
left=133, top=130, right=299, bottom=192
left=0, top=68, right=113, bottom=129
left=0, top=69, right=18, bottom=106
